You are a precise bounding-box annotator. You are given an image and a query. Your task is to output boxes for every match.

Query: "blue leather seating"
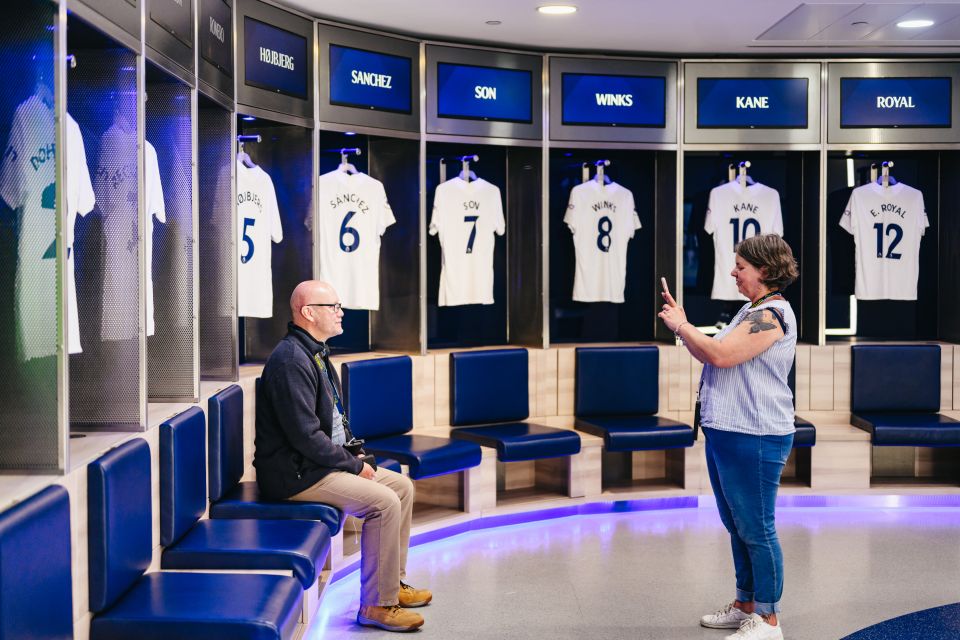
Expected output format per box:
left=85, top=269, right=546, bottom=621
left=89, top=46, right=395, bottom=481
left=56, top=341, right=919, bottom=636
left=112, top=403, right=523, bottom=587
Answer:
left=207, top=384, right=343, bottom=535
left=160, top=407, right=330, bottom=588
left=850, top=344, right=960, bottom=446
left=0, top=485, right=73, bottom=639
left=573, top=347, right=694, bottom=451
left=448, top=349, right=581, bottom=462
left=88, top=439, right=302, bottom=640
left=787, top=363, right=816, bottom=447
left=342, top=355, right=482, bottom=478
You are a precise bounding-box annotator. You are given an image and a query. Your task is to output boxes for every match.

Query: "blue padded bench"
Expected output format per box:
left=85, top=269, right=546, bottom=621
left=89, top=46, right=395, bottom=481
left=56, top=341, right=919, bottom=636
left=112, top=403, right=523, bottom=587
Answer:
left=88, top=439, right=302, bottom=640
left=850, top=344, right=960, bottom=447
left=448, top=349, right=581, bottom=461
left=0, top=485, right=73, bottom=639
left=160, top=407, right=330, bottom=589
left=574, top=346, right=693, bottom=451
left=342, top=355, right=483, bottom=479
left=788, top=363, right=816, bottom=447
left=207, top=385, right=346, bottom=535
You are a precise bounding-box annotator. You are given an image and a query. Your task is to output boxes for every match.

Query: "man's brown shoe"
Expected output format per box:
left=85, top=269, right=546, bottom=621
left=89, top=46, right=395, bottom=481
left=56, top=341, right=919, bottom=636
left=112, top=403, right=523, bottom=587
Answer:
left=357, top=605, right=424, bottom=632
left=399, top=581, right=433, bottom=607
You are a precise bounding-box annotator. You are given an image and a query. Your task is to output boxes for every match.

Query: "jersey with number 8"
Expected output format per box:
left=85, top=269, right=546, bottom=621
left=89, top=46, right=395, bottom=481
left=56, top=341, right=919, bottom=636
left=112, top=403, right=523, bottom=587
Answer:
left=840, top=181, right=928, bottom=301
left=237, top=159, right=283, bottom=317
left=429, top=176, right=505, bottom=306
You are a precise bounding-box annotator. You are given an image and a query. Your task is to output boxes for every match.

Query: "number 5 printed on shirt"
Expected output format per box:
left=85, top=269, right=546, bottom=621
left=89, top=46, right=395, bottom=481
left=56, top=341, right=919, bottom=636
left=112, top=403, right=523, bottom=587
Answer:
left=241, top=217, right=255, bottom=264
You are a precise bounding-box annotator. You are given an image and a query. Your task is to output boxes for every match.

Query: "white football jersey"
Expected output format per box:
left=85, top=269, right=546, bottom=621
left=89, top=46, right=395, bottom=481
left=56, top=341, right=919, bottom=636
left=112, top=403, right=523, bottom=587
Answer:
left=237, top=159, right=283, bottom=317
left=839, top=181, right=928, bottom=301
left=564, top=180, right=641, bottom=303
left=428, top=177, right=505, bottom=306
left=0, top=95, right=94, bottom=360
left=704, top=181, right=784, bottom=300
left=144, top=141, right=166, bottom=336
left=316, top=170, right=395, bottom=310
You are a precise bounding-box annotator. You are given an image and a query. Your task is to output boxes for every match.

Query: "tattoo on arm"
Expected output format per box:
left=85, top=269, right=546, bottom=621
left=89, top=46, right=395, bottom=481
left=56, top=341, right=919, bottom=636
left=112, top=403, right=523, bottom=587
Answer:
left=745, top=310, right=777, bottom=334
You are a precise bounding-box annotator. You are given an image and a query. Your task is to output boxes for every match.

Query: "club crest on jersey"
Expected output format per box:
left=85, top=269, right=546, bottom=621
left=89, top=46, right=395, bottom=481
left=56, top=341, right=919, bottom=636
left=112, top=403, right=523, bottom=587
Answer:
left=870, top=203, right=907, bottom=219
left=330, top=192, right=369, bottom=214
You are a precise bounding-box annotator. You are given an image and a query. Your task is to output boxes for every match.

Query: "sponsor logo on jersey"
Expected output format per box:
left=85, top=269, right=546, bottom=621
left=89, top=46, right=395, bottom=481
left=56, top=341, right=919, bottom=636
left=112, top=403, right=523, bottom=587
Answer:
left=238, top=190, right=263, bottom=211
left=595, top=93, right=634, bottom=107
left=876, top=96, right=915, bottom=109
left=736, top=96, right=769, bottom=109
left=259, top=47, right=295, bottom=71
left=329, top=192, right=369, bottom=214
left=351, top=70, right=393, bottom=89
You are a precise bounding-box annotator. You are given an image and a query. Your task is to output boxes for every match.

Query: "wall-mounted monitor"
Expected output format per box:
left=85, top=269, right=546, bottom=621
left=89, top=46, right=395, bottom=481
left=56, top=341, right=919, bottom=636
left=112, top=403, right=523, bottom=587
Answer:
left=561, top=72, right=666, bottom=128
left=200, top=0, right=232, bottom=77
left=329, top=44, right=412, bottom=114
left=243, top=16, right=308, bottom=100
left=840, top=77, right=952, bottom=128
left=436, top=62, right=532, bottom=124
left=697, top=77, right=809, bottom=129
left=150, top=0, right=193, bottom=47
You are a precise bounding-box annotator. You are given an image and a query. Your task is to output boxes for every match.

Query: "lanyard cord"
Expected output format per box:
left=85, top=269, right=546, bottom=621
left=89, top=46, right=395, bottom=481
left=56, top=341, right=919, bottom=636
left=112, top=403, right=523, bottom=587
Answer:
left=749, top=290, right=782, bottom=309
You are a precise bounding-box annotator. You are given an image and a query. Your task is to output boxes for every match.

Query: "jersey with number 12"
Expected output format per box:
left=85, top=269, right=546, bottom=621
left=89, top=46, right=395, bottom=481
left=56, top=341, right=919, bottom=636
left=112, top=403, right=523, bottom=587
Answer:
left=317, top=170, right=395, bottom=310
left=705, top=181, right=783, bottom=301
left=429, top=177, right=505, bottom=306
left=237, top=159, right=283, bottom=317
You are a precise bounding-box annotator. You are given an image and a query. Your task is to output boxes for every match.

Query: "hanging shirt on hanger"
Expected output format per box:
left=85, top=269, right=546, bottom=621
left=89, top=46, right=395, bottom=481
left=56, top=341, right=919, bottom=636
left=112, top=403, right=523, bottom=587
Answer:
left=839, top=180, right=928, bottom=301
left=236, top=158, right=283, bottom=317
left=704, top=180, right=784, bottom=301
left=316, top=169, right=395, bottom=310
left=429, top=176, right=505, bottom=306
left=564, top=180, right=641, bottom=303
left=0, top=95, right=95, bottom=360
left=144, top=140, right=166, bottom=336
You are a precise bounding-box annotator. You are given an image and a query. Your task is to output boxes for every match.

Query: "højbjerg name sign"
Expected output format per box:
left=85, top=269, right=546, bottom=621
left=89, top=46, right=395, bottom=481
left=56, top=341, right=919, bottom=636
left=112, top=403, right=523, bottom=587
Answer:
left=244, top=16, right=308, bottom=100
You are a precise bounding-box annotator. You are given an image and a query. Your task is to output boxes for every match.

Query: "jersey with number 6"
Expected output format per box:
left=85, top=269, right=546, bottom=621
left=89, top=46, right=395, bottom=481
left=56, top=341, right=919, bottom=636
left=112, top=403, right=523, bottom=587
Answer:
left=704, top=181, right=783, bottom=300
left=237, top=159, right=283, bottom=317
left=317, top=170, right=395, bottom=310
left=429, top=177, right=505, bottom=306
left=0, top=95, right=95, bottom=360
left=839, top=181, right=928, bottom=301
left=564, top=180, right=641, bottom=303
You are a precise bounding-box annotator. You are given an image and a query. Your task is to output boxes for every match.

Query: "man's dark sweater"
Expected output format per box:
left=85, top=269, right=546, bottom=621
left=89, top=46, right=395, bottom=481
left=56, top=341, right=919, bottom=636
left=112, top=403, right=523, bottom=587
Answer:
left=254, top=323, right=363, bottom=499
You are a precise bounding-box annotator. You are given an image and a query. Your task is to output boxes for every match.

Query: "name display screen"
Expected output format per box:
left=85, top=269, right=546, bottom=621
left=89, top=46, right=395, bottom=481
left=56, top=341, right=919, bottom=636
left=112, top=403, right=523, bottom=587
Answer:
left=561, top=73, right=666, bottom=127
left=200, top=0, right=232, bottom=76
left=697, top=77, right=809, bottom=129
left=840, top=77, right=952, bottom=128
left=244, top=16, right=308, bottom=100
left=329, top=44, right=412, bottom=114
left=150, top=0, right=192, bottom=46
left=437, top=62, right=532, bottom=123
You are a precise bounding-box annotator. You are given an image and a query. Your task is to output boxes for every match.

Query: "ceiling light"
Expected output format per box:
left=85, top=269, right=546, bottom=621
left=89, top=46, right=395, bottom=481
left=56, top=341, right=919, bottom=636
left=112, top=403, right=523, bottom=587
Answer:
left=897, top=19, right=934, bottom=29
left=344, top=131, right=356, bottom=136
left=486, top=20, right=502, bottom=25
left=851, top=21, right=868, bottom=26
left=538, top=5, right=577, bottom=15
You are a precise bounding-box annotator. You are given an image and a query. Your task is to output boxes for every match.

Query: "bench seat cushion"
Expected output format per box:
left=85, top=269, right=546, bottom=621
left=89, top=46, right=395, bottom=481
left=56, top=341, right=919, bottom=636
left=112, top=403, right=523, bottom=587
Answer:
left=378, top=458, right=401, bottom=473
left=574, top=416, right=693, bottom=452
left=89, top=572, right=301, bottom=640
left=161, top=519, right=330, bottom=588
left=793, top=417, right=816, bottom=447
left=450, top=422, right=581, bottom=462
left=208, top=482, right=342, bottom=536
left=851, top=412, right=960, bottom=447
left=363, top=435, right=482, bottom=479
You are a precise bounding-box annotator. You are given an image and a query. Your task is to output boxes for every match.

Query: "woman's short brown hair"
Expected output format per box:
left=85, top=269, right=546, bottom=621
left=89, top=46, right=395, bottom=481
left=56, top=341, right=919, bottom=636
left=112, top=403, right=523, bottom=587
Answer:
left=735, top=234, right=799, bottom=291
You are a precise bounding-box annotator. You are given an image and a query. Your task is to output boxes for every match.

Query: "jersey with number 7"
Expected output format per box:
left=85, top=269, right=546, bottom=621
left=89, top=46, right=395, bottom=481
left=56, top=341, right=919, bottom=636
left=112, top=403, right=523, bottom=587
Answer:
left=429, top=176, right=505, bottom=306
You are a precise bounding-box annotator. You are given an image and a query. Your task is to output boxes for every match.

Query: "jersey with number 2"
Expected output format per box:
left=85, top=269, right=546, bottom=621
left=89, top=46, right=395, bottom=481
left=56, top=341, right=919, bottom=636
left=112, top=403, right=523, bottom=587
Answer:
left=237, top=160, right=283, bottom=317
left=429, top=177, right=505, bottom=306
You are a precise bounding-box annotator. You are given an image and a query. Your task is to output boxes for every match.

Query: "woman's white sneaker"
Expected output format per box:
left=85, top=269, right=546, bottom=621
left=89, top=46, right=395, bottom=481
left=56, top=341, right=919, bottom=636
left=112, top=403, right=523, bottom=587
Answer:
left=723, top=614, right=784, bottom=640
left=700, top=602, right=751, bottom=629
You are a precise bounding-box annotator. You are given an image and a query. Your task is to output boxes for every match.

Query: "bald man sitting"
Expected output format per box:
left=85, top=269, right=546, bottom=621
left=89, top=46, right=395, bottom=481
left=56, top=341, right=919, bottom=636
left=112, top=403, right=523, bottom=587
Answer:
left=254, top=280, right=430, bottom=632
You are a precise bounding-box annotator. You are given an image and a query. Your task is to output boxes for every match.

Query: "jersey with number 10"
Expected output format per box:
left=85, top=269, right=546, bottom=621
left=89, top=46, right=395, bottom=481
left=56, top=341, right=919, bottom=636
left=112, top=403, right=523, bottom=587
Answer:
left=237, top=160, right=283, bottom=317
left=429, top=177, right=505, bottom=306
left=317, top=170, right=395, bottom=310
left=564, top=180, right=641, bottom=303
left=839, top=181, right=928, bottom=301
left=705, top=181, right=783, bottom=301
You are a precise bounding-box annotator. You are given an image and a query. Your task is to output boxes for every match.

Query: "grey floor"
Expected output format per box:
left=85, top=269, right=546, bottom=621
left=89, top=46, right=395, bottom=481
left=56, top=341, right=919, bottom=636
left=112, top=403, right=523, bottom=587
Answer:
left=306, top=506, right=960, bottom=639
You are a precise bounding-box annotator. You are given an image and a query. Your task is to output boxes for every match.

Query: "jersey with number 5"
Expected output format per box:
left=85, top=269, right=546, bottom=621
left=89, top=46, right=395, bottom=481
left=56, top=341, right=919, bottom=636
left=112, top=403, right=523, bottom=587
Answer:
left=237, top=159, right=283, bottom=317
left=839, top=181, right=928, bottom=301
left=705, top=181, right=783, bottom=301
left=564, top=180, right=641, bottom=303
left=317, top=170, right=395, bottom=310
left=429, top=177, right=505, bottom=306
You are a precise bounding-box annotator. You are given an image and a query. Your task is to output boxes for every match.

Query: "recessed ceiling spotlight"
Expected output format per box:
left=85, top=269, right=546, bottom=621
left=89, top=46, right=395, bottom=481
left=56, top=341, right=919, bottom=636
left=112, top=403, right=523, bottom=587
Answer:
left=537, top=5, right=577, bottom=15
left=242, top=116, right=256, bottom=121
left=344, top=131, right=356, bottom=136
left=897, top=19, right=934, bottom=28
left=486, top=20, right=502, bottom=25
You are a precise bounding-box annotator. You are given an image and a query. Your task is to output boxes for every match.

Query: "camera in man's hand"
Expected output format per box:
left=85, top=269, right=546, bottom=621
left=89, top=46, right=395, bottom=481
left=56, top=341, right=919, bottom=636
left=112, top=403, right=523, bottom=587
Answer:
left=343, top=437, right=365, bottom=455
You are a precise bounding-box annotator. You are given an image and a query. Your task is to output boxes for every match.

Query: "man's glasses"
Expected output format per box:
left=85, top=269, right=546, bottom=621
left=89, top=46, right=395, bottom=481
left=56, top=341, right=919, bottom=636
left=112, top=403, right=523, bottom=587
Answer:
left=305, top=302, right=343, bottom=313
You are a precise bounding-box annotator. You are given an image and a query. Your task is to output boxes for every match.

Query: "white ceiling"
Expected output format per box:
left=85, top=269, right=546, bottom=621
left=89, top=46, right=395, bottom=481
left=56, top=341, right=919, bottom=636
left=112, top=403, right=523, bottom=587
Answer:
left=277, top=0, right=960, bottom=55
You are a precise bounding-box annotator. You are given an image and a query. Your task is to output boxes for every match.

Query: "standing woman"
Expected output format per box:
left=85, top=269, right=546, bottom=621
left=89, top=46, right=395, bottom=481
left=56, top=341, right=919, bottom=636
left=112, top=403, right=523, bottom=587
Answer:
left=658, top=234, right=799, bottom=640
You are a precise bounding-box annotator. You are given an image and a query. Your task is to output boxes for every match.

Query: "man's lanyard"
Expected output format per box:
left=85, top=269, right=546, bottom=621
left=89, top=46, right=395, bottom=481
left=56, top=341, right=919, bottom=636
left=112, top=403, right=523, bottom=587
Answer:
left=749, top=290, right=782, bottom=309
left=313, top=352, right=347, bottom=422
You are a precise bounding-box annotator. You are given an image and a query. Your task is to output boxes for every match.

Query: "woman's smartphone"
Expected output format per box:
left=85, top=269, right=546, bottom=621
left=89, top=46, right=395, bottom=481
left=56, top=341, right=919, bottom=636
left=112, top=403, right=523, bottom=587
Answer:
left=660, top=277, right=670, bottom=296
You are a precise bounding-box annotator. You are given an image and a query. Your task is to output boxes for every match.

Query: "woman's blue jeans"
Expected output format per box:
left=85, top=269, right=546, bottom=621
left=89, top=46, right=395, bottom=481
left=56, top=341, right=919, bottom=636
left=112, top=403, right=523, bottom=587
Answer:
left=703, top=427, right=794, bottom=615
